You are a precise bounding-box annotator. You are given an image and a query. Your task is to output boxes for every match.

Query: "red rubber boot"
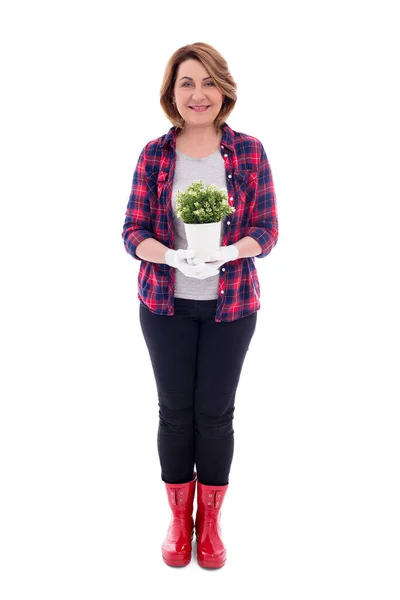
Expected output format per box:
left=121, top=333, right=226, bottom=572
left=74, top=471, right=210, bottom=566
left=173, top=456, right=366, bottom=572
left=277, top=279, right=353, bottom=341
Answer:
left=195, top=481, right=229, bottom=568
left=161, top=473, right=197, bottom=567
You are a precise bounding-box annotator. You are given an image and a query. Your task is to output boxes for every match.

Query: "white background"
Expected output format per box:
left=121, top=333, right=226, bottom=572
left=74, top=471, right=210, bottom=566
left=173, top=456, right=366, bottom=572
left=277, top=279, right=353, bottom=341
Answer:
left=1, top=0, right=399, bottom=598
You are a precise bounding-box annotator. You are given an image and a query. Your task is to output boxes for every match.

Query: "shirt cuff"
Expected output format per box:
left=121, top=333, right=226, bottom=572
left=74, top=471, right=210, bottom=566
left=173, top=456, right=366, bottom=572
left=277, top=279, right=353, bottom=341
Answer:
left=126, top=230, right=156, bottom=261
left=245, top=227, right=278, bottom=258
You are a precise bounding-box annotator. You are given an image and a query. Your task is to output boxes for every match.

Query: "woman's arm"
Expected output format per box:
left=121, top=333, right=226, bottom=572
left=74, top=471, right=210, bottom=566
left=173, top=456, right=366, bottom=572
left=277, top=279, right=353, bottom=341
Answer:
left=243, top=143, right=279, bottom=258
left=233, top=236, right=263, bottom=259
left=136, top=238, right=170, bottom=263
left=121, top=146, right=156, bottom=261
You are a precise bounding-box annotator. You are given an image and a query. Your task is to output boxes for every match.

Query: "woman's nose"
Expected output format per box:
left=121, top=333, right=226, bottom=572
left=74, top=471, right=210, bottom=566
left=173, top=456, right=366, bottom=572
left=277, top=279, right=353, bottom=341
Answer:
left=191, top=91, right=207, bottom=99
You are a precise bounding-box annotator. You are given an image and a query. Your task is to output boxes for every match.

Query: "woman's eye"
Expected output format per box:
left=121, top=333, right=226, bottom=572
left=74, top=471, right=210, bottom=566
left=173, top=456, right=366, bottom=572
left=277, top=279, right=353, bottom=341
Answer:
left=182, top=81, right=215, bottom=87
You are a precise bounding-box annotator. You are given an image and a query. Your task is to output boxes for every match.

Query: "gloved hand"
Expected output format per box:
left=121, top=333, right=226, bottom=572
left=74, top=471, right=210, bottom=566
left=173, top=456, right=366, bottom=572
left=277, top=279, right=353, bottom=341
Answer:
left=165, top=248, right=220, bottom=279
left=187, top=245, right=239, bottom=269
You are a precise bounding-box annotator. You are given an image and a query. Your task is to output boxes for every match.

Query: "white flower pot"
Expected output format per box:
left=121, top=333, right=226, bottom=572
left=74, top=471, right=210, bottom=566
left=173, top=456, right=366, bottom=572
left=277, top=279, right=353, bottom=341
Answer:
left=184, top=221, right=222, bottom=261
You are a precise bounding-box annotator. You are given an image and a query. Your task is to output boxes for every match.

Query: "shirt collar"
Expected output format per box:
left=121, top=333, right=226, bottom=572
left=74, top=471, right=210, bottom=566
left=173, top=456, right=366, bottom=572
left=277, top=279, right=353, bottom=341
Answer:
left=160, top=121, right=235, bottom=152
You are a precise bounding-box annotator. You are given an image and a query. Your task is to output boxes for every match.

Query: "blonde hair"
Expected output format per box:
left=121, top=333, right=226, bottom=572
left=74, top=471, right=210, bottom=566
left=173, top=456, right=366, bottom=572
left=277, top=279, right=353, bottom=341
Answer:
left=160, top=42, right=237, bottom=134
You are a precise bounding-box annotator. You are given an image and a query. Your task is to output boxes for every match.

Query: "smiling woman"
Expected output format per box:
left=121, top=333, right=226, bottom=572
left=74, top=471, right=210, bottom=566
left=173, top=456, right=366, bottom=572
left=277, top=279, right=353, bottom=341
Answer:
left=122, top=41, right=278, bottom=570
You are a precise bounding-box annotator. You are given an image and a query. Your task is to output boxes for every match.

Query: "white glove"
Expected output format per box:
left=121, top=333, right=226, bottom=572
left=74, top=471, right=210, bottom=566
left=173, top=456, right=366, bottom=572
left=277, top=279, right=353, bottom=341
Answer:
left=187, top=245, right=239, bottom=269
left=165, top=249, right=220, bottom=279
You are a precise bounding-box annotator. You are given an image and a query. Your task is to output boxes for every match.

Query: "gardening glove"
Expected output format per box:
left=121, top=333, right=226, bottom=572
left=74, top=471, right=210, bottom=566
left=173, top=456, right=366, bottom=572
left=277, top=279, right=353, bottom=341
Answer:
left=187, top=244, right=239, bottom=269
left=165, top=248, right=220, bottom=279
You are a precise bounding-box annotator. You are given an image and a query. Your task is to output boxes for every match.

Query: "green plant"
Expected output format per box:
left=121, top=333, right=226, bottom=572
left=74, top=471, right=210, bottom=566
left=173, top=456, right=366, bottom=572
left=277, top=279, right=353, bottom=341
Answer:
left=175, top=180, right=235, bottom=224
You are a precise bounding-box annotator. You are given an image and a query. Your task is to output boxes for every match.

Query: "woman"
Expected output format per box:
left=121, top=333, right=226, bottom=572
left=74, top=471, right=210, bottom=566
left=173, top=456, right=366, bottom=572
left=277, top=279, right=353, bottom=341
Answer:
left=121, top=42, right=279, bottom=568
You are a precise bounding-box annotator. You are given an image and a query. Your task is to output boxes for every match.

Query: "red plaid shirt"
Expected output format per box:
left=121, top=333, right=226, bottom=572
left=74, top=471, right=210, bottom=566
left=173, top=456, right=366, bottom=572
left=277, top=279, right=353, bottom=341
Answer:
left=121, top=122, right=279, bottom=322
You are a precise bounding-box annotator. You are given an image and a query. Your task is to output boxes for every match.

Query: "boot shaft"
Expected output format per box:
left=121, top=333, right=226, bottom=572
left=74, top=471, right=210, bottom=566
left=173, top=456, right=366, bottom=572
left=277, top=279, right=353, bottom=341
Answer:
left=165, top=473, right=197, bottom=516
left=196, top=481, right=228, bottom=513
left=195, top=481, right=228, bottom=531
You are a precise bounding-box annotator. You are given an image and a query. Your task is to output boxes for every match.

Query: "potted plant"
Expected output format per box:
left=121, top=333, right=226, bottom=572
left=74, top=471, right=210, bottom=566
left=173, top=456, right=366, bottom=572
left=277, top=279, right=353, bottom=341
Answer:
left=175, top=180, right=235, bottom=261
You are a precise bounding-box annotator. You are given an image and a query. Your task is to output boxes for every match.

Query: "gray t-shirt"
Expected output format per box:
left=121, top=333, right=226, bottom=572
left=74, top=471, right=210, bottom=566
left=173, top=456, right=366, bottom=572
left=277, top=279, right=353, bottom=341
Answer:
left=171, top=148, right=227, bottom=300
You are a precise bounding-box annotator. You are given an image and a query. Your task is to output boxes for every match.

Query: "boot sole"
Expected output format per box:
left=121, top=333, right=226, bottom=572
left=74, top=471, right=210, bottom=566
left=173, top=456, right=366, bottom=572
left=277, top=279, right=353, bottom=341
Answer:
left=162, top=555, right=191, bottom=567
left=195, top=536, right=226, bottom=568
left=197, top=557, right=226, bottom=569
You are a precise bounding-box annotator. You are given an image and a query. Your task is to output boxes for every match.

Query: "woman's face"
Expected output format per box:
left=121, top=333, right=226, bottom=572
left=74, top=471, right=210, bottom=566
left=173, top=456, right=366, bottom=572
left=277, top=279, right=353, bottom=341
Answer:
left=173, top=59, right=224, bottom=130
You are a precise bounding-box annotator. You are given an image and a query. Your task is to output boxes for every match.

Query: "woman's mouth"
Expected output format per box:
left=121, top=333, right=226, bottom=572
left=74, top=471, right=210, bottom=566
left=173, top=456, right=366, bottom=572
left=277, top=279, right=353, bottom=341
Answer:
left=189, top=106, right=210, bottom=112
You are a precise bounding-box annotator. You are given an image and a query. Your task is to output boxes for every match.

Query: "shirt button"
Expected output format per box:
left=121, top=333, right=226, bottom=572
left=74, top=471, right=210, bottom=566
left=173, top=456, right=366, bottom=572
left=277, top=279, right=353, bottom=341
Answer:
left=221, top=290, right=224, bottom=294
left=224, top=154, right=228, bottom=157
left=221, top=145, right=224, bottom=148
left=228, top=174, right=232, bottom=178
left=227, top=221, right=231, bottom=225
left=222, top=268, right=225, bottom=272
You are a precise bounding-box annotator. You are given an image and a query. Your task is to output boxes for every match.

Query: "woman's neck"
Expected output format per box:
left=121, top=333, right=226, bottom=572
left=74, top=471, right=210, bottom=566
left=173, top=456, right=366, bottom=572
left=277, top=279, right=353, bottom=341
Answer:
left=176, top=125, right=222, bottom=146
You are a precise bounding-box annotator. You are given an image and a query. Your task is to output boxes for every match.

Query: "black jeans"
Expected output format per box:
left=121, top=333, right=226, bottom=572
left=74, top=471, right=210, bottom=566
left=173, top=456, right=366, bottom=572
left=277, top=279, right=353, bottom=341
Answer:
left=139, top=298, right=257, bottom=486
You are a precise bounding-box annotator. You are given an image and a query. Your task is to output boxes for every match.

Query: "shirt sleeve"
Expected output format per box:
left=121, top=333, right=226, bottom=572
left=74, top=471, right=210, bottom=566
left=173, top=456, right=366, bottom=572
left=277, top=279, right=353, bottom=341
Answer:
left=245, top=143, right=279, bottom=258
left=121, top=146, right=156, bottom=261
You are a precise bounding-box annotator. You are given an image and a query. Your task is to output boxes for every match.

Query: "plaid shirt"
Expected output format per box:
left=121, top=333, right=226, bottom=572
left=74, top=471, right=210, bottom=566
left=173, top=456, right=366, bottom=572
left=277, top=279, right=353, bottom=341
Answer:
left=121, top=122, right=278, bottom=322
